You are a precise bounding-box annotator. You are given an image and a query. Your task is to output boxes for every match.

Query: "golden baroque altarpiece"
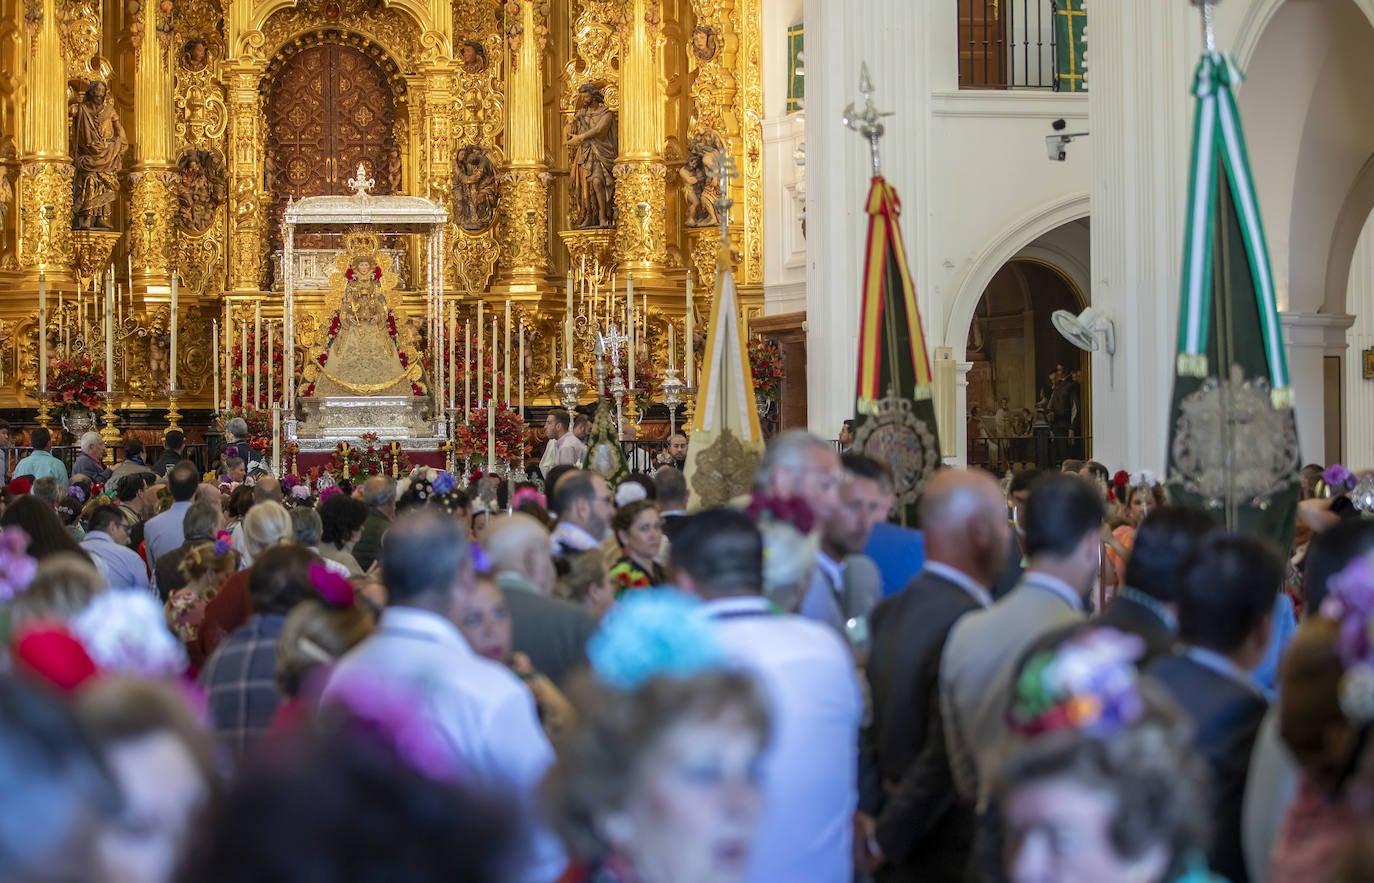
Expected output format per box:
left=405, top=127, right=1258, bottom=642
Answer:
left=0, top=0, right=765, bottom=421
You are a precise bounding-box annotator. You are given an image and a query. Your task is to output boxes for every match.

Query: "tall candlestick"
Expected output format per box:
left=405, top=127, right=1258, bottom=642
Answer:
left=169, top=272, right=179, bottom=391
left=267, top=322, right=274, bottom=408
left=116, top=283, right=122, bottom=331
left=490, top=317, right=498, bottom=404
left=685, top=270, right=694, bottom=388
left=56, top=285, right=63, bottom=357
left=565, top=271, right=575, bottom=370
left=37, top=269, right=47, bottom=393
left=609, top=272, right=616, bottom=326
left=504, top=300, right=511, bottom=405
left=271, top=404, right=281, bottom=476
left=486, top=393, right=497, bottom=472
left=518, top=320, right=525, bottom=415
left=476, top=300, right=484, bottom=403
left=253, top=301, right=262, bottom=409
left=464, top=320, right=472, bottom=423
left=127, top=252, right=133, bottom=298
left=669, top=321, right=676, bottom=370
left=449, top=302, right=458, bottom=410
left=105, top=274, right=114, bottom=391
left=239, top=320, right=247, bottom=408
left=212, top=319, right=220, bottom=410
left=641, top=293, right=647, bottom=340
left=626, top=274, right=635, bottom=391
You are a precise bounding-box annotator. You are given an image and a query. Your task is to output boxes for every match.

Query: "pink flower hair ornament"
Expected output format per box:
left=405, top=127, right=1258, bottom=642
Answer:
left=308, top=561, right=355, bottom=608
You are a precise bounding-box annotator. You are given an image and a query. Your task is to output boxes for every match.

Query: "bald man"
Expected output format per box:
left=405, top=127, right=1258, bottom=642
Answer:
left=483, top=513, right=595, bottom=687
left=857, top=468, right=1010, bottom=882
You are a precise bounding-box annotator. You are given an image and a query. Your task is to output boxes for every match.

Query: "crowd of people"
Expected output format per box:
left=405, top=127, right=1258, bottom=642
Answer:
left=1, top=418, right=1374, bottom=883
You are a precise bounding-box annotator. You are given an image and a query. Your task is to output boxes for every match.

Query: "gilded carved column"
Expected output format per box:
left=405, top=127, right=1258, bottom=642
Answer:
left=224, top=60, right=267, bottom=291
left=128, top=0, right=178, bottom=286
left=613, top=0, right=669, bottom=274
left=494, top=0, right=551, bottom=292
left=19, top=0, right=74, bottom=272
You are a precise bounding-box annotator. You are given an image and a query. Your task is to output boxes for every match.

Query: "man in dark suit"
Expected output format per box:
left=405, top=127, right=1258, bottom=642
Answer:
left=1147, top=532, right=1280, bottom=883
left=152, top=429, right=186, bottom=477
left=484, top=512, right=595, bottom=687
left=653, top=466, right=689, bottom=542
left=858, top=468, right=1011, bottom=882
left=352, top=476, right=396, bottom=573
left=1099, top=506, right=1215, bottom=667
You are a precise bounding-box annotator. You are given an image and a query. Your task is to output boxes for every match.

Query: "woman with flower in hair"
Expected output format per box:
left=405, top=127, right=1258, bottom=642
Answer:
left=545, top=590, right=771, bottom=883
left=1267, top=556, right=1374, bottom=883
left=608, top=500, right=666, bottom=597
left=999, top=628, right=1217, bottom=883
left=1103, top=472, right=1167, bottom=598
left=166, top=535, right=237, bottom=647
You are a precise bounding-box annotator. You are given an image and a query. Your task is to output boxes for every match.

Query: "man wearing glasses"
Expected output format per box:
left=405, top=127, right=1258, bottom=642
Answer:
left=79, top=505, right=151, bottom=594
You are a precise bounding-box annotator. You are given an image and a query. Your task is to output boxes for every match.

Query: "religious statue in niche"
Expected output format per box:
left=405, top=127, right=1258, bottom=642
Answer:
left=459, top=39, right=488, bottom=74
left=452, top=145, right=497, bottom=231
left=180, top=37, right=209, bottom=71
left=565, top=83, right=617, bottom=229
left=176, top=148, right=228, bottom=234
left=70, top=80, right=128, bottom=230
left=680, top=133, right=722, bottom=227
left=691, top=25, right=718, bottom=62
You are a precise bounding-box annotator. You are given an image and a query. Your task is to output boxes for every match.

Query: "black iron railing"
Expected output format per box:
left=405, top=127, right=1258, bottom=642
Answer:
left=959, top=0, right=1059, bottom=90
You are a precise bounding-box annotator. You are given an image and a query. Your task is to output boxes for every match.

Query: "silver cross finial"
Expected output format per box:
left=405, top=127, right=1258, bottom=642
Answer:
left=706, top=151, right=739, bottom=243
left=843, top=63, right=894, bottom=177
left=1191, top=0, right=1220, bottom=53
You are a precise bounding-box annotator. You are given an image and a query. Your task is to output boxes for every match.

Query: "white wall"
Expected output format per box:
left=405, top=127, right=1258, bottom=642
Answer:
left=761, top=0, right=806, bottom=315
left=1346, top=209, right=1374, bottom=467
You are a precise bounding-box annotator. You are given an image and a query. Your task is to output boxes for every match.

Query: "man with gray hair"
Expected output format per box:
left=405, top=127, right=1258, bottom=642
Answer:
left=325, top=509, right=566, bottom=882
left=73, top=431, right=112, bottom=484
left=31, top=475, right=61, bottom=507
left=352, top=475, right=396, bottom=573
left=290, top=507, right=351, bottom=578
left=223, top=416, right=259, bottom=467
left=154, top=499, right=228, bottom=600
left=484, top=513, right=595, bottom=686
left=754, top=429, right=844, bottom=524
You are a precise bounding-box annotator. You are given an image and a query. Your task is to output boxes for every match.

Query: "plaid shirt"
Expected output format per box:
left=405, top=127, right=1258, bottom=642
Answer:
left=200, top=614, right=285, bottom=761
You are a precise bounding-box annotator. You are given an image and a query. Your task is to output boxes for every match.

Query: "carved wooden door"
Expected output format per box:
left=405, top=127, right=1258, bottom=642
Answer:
left=266, top=41, right=397, bottom=256
left=958, top=0, right=1007, bottom=88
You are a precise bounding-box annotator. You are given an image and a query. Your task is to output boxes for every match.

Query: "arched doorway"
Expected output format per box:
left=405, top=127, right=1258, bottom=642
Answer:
left=965, top=259, right=1088, bottom=473
left=264, top=34, right=403, bottom=262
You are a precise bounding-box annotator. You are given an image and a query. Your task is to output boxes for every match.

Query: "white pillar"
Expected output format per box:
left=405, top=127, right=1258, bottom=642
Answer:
left=1088, top=1, right=1198, bottom=470
left=802, top=0, right=932, bottom=436
left=1281, top=313, right=1352, bottom=465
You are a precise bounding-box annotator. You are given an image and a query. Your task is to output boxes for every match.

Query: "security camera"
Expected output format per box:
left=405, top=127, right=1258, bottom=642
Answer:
left=1045, top=121, right=1089, bottom=162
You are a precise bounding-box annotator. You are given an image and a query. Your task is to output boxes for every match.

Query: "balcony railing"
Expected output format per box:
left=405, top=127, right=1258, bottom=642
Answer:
left=958, top=0, right=1062, bottom=90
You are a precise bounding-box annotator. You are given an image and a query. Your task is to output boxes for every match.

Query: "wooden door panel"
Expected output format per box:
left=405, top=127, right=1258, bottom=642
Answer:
left=959, top=0, right=1007, bottom=88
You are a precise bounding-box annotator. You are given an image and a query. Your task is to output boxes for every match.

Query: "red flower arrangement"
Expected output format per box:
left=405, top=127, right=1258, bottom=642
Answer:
left=46, top=355, right=106, bottom=420
left=323, top=433, right=412, bottom=486
left=453, top=403, right=527, bottom=462
left=748, top=337, right=784, bottom=401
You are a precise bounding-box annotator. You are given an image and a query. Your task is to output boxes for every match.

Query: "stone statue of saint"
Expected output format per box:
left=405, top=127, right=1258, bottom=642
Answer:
left=70, top=81, right=128, bottom=230
left=564, top=84, right=617, bottom=229
left=452, top=145, right=497, bottom=230
left=312, top=254, right=418, bottom=397
left=679, top=152, right=718, bottom=228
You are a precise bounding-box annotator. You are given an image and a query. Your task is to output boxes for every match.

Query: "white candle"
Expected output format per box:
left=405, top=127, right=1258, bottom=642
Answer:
left=223, top=301, right=230, bottom=408
left=641, top=293, right=647, bottom=340
left=476, top=300, right=484, bottom=403
left=253, top=301, right=261, bottom=409
left=490, top=317, right=497, bottom=404
left=271, top=404, right=281, bottom=476
left=669, top=321, right=676, bottom=370
left=685, top=270, right=694, bottom=388
left=609, top=272, right=616, bottom=326
left=518, top=320, right=525, bottom=415
left=626, top=274, right=634, bottom=391
left=486, top=394, right=496, bottom=472
left=564, top=271, right=574, bottom=371
left=105, top=276, right=114, bottom=391
left=464, top=320, right=472, bottom=422
left=56, top=285, right=63, bottom=357
left=239, top=319, right=247, bottom=408
left=38, top=269, right=47, bottom=393
left=169, top=271, right=178, bottom=390
left=267, top=322, right=274, bottom=408
left=449, top=302, right=458, bottom=410
left=212, top=319, right=220, bottom=410
left=504, top=300, right=511, bottom=405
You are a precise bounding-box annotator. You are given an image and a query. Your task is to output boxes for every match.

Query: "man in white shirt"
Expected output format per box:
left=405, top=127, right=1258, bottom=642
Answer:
left=325, top=509, right=566, bottom=883
left=940, top=473, right=1103, bottom=874
left=671, top=508, right=863, bottom=883
left=561, top=414, right=590, bottom=466
left=539, top=409, right=573, bottom=476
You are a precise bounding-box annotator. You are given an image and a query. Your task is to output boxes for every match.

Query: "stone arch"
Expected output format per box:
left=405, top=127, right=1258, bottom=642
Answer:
left=943, top=193, right=1090, bottom=361
left=1233, top=0, right=1374, bottom=69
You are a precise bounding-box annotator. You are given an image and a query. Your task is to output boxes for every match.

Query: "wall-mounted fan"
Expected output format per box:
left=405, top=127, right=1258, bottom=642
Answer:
left=1051, top=307, right=1116, bottom=388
